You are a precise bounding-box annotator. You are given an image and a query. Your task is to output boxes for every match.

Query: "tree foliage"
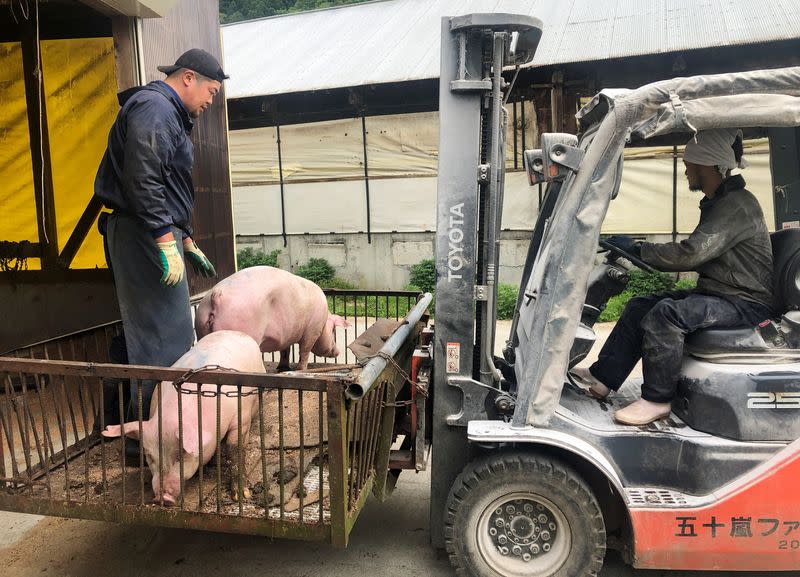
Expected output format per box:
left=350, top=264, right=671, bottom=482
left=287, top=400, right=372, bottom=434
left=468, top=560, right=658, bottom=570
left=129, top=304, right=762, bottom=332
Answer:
left=496, top=284, right=519, bottom=320
left=220, top=0, right=372, bottom=24
left=236, top=247, right=280, bottom=270
left=597, top=271, right=697, bottom=323
left=409, top=259, right=436, bottom=295
left=295, top=257, right=336, bottom=285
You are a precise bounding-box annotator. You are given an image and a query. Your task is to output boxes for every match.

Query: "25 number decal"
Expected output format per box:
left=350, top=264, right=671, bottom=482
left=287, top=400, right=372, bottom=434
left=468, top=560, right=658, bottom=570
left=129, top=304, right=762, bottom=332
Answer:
left=747, top=392, right=800, bottom=409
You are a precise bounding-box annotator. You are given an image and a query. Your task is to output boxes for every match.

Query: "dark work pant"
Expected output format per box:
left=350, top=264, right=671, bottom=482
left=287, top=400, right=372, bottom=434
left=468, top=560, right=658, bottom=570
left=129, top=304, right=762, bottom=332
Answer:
left=105, top=213, right=194, bottom=421
left=590, top=291, right=768, bottom=403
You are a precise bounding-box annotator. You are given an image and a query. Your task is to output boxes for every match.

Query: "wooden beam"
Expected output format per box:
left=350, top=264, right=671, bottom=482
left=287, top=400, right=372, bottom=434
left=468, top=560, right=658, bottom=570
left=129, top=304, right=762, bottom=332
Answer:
left=550, top=69, right=564, bottom=133
left=19, top=5, right=59, bottom=271
left=111, top=16, right=138, bottom=90
left=0, top=242, right=41, bottom=260
left=58, top=196, right=104, bottom=269
left=0, top=268, right=112, bottom=286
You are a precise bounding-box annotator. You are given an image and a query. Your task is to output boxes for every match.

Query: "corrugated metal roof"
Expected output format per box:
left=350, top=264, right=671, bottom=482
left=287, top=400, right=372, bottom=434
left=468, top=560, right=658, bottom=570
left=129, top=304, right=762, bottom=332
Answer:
left=221, top=0, right=800, bottom=99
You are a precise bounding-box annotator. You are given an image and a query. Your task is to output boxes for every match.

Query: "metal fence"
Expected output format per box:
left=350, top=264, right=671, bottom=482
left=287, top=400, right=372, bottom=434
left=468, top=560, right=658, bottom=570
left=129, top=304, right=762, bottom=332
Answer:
left=0, top=289, right=424, bottom=546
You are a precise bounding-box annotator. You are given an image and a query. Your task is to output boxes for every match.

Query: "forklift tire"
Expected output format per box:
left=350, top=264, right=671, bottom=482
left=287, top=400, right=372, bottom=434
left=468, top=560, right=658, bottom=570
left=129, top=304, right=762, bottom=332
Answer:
left=445, top=453, right=606, bottom=577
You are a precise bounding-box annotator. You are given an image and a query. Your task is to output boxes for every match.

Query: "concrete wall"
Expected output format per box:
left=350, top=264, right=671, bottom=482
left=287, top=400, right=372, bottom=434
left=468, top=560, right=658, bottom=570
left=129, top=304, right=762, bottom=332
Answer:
left=236, top=231, right=694, bottom=290
left=237, top=230, right=562, bottom=290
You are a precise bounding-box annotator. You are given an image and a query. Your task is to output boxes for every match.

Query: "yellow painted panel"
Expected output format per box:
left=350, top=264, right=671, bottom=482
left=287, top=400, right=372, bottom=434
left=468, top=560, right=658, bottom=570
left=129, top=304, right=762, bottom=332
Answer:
left=0, top=42, right=40, bottom=270
left=42, top=38, right=118, bottom=269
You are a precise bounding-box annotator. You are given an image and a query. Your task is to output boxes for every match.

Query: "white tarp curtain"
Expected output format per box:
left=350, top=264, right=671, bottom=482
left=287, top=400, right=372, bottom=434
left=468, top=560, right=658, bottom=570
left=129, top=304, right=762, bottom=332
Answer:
left=230, top=106, right=538, bottom=184
left=229, top=113, right=440, bottom=184
left=609, top=139, right=773, bottom=234
left=230, top=109, right=773, bottom=235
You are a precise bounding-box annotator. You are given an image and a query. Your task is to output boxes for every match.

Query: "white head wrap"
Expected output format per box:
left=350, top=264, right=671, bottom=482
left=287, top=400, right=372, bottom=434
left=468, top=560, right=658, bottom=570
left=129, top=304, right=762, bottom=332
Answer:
left=684, top=129, right=747, bottom=176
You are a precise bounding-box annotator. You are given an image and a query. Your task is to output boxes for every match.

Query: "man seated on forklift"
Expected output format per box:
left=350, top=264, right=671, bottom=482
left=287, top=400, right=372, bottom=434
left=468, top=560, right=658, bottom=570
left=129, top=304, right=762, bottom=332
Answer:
left=573, top=129, right=774, bottom=425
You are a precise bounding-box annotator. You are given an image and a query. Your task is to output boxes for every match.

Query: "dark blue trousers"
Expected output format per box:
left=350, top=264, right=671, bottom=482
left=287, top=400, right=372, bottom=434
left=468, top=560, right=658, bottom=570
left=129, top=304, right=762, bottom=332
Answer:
left=590, top=291, right=770, bottom=403
left=105, top=213, right=194, bottom=420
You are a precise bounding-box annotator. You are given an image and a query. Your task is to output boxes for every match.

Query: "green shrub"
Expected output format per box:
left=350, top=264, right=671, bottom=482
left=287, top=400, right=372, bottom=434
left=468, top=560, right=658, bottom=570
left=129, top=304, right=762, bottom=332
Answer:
left=322, top=276, right=356, bottom=289
left=496, top=284, right=518, bottom=320
left=236, top=247, right=280, bottom=270
left=295, top=257, right=336, bottom=285
left=409, top=259, right=436, bottom=294
left=597, top=271, right=698, bottom=323
left=598, top=292, right=632, bottom=323
left=625, top=269, right=675, bottom=295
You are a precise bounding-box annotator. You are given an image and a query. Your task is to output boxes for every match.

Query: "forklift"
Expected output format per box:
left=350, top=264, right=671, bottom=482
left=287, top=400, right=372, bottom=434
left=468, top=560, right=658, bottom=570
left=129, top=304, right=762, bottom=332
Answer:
left=427, top=12, right=800, bottom=576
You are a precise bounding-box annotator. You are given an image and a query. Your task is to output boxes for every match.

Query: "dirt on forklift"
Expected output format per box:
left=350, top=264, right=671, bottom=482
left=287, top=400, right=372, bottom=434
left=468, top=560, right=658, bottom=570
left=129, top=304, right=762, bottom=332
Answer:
left=428, top=12, right=800, bottom=577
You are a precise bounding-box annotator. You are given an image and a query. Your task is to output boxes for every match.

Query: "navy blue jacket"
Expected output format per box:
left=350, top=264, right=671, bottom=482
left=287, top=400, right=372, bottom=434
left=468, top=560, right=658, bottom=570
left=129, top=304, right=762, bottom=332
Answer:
left=94, top=81, right=195, bottom=237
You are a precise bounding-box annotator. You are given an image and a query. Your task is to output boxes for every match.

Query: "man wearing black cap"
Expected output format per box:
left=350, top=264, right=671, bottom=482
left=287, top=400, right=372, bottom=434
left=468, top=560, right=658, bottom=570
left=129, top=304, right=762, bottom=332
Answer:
left=93, top=49, right=228, bottom=433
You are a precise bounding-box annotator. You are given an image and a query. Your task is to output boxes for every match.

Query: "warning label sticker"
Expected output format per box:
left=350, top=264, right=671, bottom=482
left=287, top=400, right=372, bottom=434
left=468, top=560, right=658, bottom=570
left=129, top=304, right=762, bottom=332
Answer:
left=446, top=342, right=460, bottom=373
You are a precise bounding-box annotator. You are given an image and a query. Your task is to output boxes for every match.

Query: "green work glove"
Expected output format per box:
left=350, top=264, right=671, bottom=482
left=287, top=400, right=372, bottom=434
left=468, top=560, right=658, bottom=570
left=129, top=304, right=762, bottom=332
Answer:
left=183, top=238, right=217, bottom=278
left=156, top=240, right=185, bottom=287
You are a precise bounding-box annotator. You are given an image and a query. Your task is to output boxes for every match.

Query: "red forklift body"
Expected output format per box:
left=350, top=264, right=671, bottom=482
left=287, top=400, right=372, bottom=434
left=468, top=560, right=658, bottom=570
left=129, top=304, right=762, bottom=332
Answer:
left=632, top=439, right=800, bottom=570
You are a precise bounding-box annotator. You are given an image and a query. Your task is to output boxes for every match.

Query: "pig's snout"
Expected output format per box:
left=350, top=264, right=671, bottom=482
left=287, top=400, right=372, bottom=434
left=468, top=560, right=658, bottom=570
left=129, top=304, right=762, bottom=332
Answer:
left=155, top=493, right=176, bottom=507
left=319, top=341, right=340, bottom=359
left=152, top=475, right=181, bottom=506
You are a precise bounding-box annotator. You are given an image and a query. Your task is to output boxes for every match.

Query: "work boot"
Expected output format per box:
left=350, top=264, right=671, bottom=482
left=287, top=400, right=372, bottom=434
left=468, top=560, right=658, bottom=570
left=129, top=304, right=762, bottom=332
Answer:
left=570, top=367, right=611, bottom=399
left=614, top=398, right=671, bottom=426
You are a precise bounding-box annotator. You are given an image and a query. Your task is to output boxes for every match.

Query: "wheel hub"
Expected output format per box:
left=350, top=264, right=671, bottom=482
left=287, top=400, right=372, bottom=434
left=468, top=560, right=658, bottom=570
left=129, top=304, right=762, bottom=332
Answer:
left=487, top=499, right=558, bottom=561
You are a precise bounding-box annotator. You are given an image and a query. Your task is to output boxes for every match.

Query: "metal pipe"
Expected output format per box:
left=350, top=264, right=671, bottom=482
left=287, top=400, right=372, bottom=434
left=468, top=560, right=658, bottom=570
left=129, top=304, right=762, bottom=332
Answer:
left=480, top=33, right=506, bottom=384
left=458, top=32, right=466, bottom=80
left=487, top=108, right=509, bottom=369
left=509, top=31, right=519, bottom=58
left=348, top=292, right=432, bottom=399
left=503, top=65, right=521, bottom=106
left=361, top=110, right=372, bottom=244
left=298, top=391, right=304, bottom=519
left=276, top=122, right=288, bottom=247
left=197, top=386, right=205, bottom=509
left=513, top=101, right=518, bottom=169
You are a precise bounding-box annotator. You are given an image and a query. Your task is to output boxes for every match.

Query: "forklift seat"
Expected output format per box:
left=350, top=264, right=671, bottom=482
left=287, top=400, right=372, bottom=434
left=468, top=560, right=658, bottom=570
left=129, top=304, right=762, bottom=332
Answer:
left=770, top=227, right=800, bottom=312
left=685, top=228, right=800, bottom=360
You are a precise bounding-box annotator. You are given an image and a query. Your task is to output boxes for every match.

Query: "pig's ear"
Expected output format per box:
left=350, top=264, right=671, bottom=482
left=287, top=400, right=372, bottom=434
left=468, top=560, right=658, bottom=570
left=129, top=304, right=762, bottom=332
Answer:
left=180, top=427, right=211, bottom=456
left=102, top=422, right=143, bottom=440
left=330, top=314, right=350, bottom=329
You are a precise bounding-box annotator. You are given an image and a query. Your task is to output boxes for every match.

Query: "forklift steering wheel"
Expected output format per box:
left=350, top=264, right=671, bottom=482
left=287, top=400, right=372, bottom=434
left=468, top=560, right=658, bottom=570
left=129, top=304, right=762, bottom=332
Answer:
left=598, top=240, right=658, bottom=274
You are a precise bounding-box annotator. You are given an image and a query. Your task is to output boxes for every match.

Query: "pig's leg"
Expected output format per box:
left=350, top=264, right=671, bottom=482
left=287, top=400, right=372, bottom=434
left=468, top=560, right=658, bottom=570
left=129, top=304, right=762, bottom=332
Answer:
left=277, top=348, right=291, bottom=372
left=297, top=333, right=318, bottom=371
left=224, top=419, right=253, bottom=502
left=297, top=348, right=311, bottom=371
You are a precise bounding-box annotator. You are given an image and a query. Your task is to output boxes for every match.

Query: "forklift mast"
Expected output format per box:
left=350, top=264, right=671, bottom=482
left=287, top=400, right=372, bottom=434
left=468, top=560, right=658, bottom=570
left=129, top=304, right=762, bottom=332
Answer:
left=430, top=13, right=542, bottom=547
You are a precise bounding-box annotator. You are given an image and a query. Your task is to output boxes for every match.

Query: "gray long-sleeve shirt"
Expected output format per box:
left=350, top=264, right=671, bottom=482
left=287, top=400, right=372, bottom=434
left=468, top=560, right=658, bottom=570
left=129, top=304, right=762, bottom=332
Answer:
left=640, top=175, right=773, bottom=310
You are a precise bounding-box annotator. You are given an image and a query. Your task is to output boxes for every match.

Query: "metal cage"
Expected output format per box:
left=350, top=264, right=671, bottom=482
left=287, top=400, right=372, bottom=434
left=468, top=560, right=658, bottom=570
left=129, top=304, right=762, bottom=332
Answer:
left=0, top=289, right=426, bottom=547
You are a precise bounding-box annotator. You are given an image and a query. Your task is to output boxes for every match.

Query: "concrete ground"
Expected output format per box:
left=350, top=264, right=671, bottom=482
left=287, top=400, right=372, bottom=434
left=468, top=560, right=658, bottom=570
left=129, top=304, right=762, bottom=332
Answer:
left=0, top=322, right=774, bottom=576
left=0, top=473, right=774, bottom=577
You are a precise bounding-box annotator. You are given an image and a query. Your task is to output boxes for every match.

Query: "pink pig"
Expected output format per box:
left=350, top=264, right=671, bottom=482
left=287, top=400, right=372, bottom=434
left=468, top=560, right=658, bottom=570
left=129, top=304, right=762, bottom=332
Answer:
left=102, top=331, right=264, bottom=505
left=195, top=266, right=350, bottom=370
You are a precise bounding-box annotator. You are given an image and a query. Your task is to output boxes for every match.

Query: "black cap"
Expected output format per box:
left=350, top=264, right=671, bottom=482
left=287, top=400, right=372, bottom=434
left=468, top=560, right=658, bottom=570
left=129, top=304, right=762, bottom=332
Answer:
left=157, top=48, right=228, bottom=82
